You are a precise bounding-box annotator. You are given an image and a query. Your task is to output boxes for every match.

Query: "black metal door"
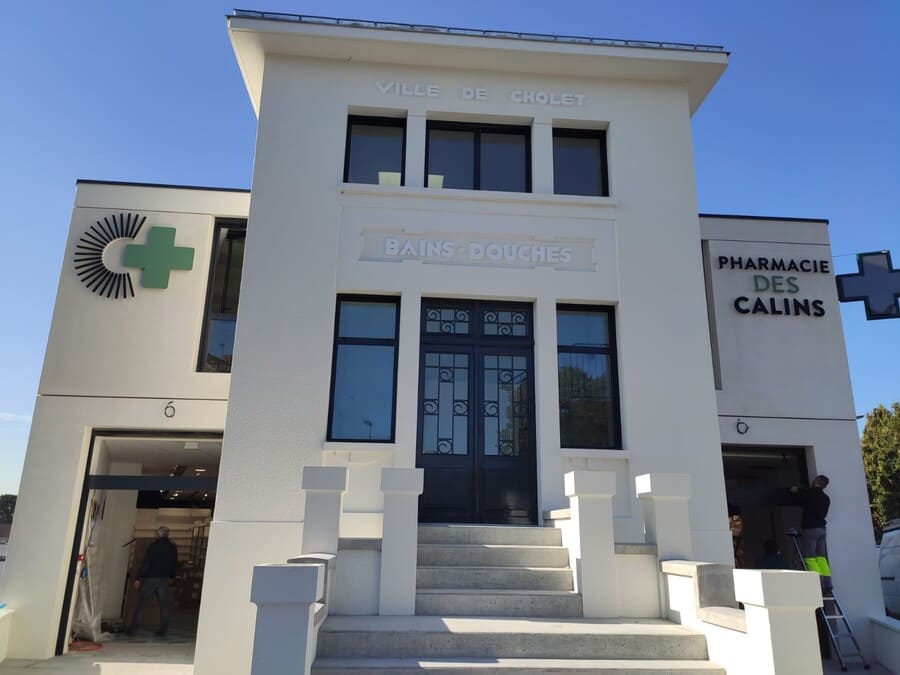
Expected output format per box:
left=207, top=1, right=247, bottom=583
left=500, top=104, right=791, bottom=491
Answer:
left=416, top=300, right=537, bottom=524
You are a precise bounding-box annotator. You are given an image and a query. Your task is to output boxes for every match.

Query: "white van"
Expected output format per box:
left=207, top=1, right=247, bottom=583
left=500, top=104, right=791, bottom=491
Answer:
left=880, top=520, right=900, bottom=616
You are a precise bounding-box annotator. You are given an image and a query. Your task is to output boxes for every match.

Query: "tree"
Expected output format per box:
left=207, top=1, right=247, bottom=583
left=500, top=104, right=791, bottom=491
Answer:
left=0, top=494, right=15, bottom=523
left=862, top=402, right=900, bottom=540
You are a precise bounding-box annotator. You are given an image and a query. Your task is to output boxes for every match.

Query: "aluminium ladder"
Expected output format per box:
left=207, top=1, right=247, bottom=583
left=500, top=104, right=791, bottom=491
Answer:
left=787, top=528, right=870, bottom=672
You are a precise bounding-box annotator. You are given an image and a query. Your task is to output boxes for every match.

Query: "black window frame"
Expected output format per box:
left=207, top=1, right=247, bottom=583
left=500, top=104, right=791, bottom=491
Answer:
left=556, top=304, right=621, bottom=449
left=343, top=115, right=407, bottom=186
left=425, top=120, right=532, bottom=193
left=552, top=128, right=610, bottom=197
left=327, top=294, right=401, bottom=443
left=197, top=218, right=247, bottom=373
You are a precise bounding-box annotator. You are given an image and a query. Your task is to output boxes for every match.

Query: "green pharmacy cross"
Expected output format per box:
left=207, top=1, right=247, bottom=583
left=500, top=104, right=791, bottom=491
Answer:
left=123, top=226, right=195, bottom=289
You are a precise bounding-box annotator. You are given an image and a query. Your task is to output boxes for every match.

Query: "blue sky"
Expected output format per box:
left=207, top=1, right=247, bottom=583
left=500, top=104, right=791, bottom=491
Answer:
left=1, top=1, right=898, bottom=495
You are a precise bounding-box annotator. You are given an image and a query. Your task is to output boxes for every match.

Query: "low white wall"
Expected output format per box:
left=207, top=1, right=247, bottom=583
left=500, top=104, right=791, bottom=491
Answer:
left=331, top=547, right=380, bottom=615
left=615, top=549, right=659, bottom=617
left=0, top=608, right=13, bottom=664
left=872, top=616, right=900, bottom=673
left=663, top=561, right=823, bottom=675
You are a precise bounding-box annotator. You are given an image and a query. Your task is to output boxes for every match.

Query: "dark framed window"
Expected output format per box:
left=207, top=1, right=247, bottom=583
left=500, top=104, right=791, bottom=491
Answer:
left=553, top=129, right=609, bottom=197
left=426, top=121, right=531, bottom=192
left=328, top=296, right=400, bottom=442
left=557, top=305, right=620, bottom=448
left=344, top=116, right=406, bottom=186
left=198, top=219, right=246, bottom=372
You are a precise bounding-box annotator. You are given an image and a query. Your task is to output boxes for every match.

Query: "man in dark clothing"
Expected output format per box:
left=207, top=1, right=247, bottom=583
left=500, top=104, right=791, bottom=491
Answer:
left=126, top=526, right=178, bottom=637
left=790, top=475, right=832, bottom=594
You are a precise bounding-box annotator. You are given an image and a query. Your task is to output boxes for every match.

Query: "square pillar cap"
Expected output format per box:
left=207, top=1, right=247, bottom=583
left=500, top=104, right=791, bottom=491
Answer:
left=302, top=466, right=348, bottom=492
left=381, top=467, right=424, bottom=495
left=733, top=569, right=822, bottom=609
left=564, top=470, right=616, bottom=498
left=250, top=563, right=323, bottom=605
left=635, top=473, right=691, bottom=499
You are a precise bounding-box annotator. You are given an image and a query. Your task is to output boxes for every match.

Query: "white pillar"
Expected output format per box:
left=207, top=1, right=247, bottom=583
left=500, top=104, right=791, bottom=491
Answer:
left=564, top=470, right=617, bottom=617
left=250, top=563, right=324, bottom=675
left=379, top=467, right=424, bottom=615
left=635, top=473, right=693, bottom=560
left=300, top=466, right=348, bottom=555
left=734, top=569, right=823, bottom=675
left=405, top=113, right=426, bottom=187
left=531, top=121, right=554, bottom=194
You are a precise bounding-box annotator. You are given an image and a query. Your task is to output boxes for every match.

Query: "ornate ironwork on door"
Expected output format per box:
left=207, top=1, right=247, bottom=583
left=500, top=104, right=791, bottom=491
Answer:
left=416, top=300, right=536, bottom=525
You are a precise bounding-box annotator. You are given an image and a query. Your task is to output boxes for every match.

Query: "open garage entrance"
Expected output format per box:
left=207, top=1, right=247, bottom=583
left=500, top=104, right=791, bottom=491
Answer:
left=57, top=432, right=221, bottom=655
left=722, top=444, right=809, bottom=569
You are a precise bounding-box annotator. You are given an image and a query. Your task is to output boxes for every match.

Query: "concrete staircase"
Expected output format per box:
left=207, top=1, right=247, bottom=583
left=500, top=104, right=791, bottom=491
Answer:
left=312, top=524, right=724, bottom=674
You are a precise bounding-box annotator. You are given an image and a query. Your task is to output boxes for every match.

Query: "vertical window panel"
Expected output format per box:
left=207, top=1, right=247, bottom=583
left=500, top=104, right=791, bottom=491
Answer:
left=328, top=296, right=400, bottom=442
left=199, top=220, right=246, bottom=373
left=556, top=306, right=620, bottom=449
left=344, top=117, right=406, bottom=186
left=480, top=132, right=527, bottom=192
left=553, top=129, right=609, bottom=197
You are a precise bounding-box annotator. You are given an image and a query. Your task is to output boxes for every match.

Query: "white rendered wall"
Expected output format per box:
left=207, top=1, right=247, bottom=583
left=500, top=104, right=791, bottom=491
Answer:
left=0, top=395, right=227, bottom=658
left=1, top=183, right=241, bottom=659
left=40, top=183, right=249, bottom=400
left=703, top=216, right=884, bottom=652
left=198, top=52, right=732, bottom=673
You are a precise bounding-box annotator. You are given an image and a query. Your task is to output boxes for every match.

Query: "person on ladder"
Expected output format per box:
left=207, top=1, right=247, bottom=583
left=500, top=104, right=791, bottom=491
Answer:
left=790, top=474, right=833, bottom=594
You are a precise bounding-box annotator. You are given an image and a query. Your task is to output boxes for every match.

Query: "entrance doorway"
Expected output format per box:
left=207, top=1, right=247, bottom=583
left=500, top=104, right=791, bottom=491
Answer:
left=722, top=445, right=808, bottom=568
left=416, top=300, right=537, bottom=525
left=58, top=432, right=220, bottom=654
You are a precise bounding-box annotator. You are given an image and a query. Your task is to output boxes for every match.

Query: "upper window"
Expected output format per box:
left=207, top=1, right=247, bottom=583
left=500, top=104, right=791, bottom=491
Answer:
left=344, top=116, right=406, bottom=186
left=556, top=306, right=620, bottom=448
left=199, top=219, right=246, bottom=373
left=553, top=129, right=609, bottom=197
left=328, top=296, right=400, bottom=442
left=426, top=122, right=530, bottom=193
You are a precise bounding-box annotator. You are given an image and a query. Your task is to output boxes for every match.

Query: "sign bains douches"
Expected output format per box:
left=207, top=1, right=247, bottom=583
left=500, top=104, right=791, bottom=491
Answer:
left=361, top=232, right=595, bottom=271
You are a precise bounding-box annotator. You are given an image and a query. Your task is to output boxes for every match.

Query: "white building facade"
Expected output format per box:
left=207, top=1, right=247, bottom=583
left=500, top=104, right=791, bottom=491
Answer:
left=0, top=11, right=890, bottom=674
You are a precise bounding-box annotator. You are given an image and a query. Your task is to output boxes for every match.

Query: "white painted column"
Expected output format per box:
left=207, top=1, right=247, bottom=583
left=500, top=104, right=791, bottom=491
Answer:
left=531, top=121, right=554, bottom=194
left=379, top=467, right=424, bottom=615
left=405, top=113, right=427, bottom=188
left=300, top=466, right=348, bottom=555
left=734, top=569, right=823, bottom=675
left=564, top=470, right=617, bottom=617
left=250, top=562, right=324, bottom=675
left=635, top=473, right=693, bottom=560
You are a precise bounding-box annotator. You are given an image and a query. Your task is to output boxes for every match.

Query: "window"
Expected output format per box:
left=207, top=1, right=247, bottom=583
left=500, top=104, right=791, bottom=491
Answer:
left=557, top=306, right=620, bottom=448
left=344, top=116, right=406, bottom=186
left=426, top=122, right=530, bottom=192
left=328, top=296, right=400, bottom=441
left=553, top=129, right=609, bottom=197
left=199, top=219, right=246, bottom=372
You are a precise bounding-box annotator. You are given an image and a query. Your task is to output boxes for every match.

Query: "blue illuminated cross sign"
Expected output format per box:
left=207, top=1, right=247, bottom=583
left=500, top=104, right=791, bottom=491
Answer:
left=836, top=251, right=900, bottom=320
left=123, top=226, right=195, bottom=289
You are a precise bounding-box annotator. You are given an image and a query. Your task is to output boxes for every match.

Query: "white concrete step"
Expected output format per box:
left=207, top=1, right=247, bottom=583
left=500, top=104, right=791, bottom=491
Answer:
left=417, top=565, right=574, bottom=591
left=416, top=589, right=583, bottom=617
left=316, top=616, right=712, bottom=661
left=418, top=524, right=562, bottom=547
left=312, top=657, right=726, bottom=674
left=417, top=544, right=569, bottom=568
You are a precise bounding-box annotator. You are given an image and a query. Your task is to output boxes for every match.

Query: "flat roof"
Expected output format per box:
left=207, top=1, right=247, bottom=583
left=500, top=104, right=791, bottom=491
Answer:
left=76, top=179, right=251, bottom=193
left=228, top=11, right=728, bottom=117
left=699, top=213, right=828, bottom=225
left=232, top=9, right=726, bottom=55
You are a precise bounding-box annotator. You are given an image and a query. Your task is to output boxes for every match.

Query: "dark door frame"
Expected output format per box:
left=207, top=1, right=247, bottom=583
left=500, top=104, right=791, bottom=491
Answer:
left=56, top=430, right=222, bottom=655
left=416, top=299, right=538, bottom=524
